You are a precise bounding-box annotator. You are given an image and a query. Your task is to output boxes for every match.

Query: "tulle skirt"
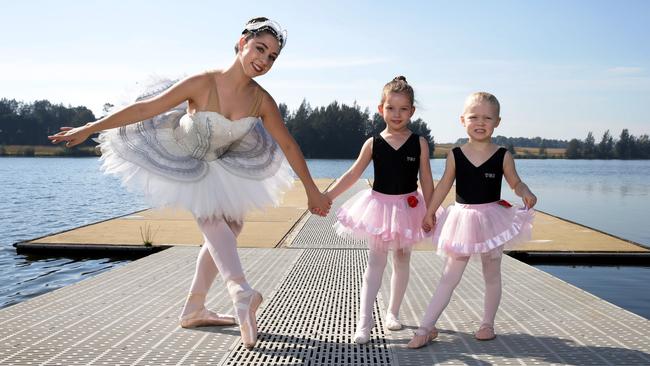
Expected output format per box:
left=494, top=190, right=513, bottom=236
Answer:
left=334, top=189, right=430, bottom=251
left=432, top=200, right=534, bottom=258
left=97, top=126, right=294, bottom=223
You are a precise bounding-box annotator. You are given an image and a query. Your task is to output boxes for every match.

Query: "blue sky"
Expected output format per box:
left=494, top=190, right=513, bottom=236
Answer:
left=1, top=0, right=649, bottom=143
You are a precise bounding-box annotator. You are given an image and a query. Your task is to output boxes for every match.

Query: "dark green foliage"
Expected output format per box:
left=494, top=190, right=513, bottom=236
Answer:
left=566, top=129, right=650, bottom=159
left=598, top=130, right=615, bottom=159
left=565, top=139, right=582, bottom=159
left=284, top=101, right=435, bottom=158
left=0, top=98, right=96, bottom=146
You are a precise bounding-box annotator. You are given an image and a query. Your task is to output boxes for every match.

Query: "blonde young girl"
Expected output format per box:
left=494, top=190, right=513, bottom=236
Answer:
left=49, top=17, right=331, bottom=349
left=408, top=92, right=536, bottom=348
left=325, top=76, right=434, bottom=344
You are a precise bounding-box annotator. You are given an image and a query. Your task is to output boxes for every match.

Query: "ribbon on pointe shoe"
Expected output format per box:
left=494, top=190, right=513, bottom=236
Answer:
left=231, top=289, right=263, bottom=349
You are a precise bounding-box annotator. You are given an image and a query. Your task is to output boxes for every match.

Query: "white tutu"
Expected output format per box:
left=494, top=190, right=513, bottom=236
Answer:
left=97, top=80, right=294, bottom=222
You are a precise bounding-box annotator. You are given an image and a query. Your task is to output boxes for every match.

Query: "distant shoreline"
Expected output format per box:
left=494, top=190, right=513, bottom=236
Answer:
left=0, top=144, right=567, bottom=159
left=0, top=145, right=98, bottom=157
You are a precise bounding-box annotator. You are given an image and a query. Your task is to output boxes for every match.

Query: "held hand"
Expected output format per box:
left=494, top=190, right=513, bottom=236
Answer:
left=48, top=124, right=93, bottom=148
left=522, top=191, right=537, bottom=209
left=308, top=191, right=332, bottom=217
left=422, top=211, right=436, bottom=232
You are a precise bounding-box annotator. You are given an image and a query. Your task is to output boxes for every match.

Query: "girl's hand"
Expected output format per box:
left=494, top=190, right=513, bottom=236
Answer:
left=308, top=190, right=331, bottom=216
left=522, top=191, right=537, bottom=209
left=422, top=211, right=436, bottom=232
left=324, top=191, right=334, bottom=204
left=48, top=124, right=93, bottom=147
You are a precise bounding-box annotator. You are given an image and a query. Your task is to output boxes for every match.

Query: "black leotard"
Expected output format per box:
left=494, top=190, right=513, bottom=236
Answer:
left=372, top=134, right=420, bottom=195
left=453, top=146, right=507, bottom=204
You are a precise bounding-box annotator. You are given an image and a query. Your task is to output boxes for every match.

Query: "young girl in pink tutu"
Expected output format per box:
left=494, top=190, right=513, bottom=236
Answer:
left=325, top=76, right=434, bottom=344
left=407, top=92, right=537, bottom=348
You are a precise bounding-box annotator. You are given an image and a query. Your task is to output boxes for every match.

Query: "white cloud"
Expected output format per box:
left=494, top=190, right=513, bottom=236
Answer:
left=607, top=66, right=644, bottom=75
left=277, top=57, right=389, bottom=70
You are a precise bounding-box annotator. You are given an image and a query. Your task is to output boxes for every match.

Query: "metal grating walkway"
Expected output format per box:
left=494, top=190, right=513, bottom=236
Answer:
left=224, top=249, right=391, bottom=365
left=289, top=181, right=369, bottom=250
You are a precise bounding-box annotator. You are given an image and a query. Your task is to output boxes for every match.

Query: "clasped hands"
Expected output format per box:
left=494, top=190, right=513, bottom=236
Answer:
left=308, top=190, right=332, bottom=217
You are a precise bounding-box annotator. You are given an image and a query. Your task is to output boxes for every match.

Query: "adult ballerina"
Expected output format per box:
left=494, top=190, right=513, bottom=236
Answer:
left=49, top=17, right=331, bottom=349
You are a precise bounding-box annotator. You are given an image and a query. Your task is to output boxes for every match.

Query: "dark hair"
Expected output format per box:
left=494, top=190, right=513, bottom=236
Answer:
left=381, top=75, right=415, bottom=106
left=234, top=17, right=285, bottom=54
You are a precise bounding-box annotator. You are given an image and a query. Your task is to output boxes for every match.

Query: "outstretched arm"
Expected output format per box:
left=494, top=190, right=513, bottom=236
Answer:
left=48, top=74, right=205, bottom=147
left=503, top=151, right=537, bottom=208
left=422, top=151, right=455, bottom=232
left=258, top=92, right=331, bottom=216
left=325, top=137, right=373, bottom=201
left=418, top=137, right=434, bottom=207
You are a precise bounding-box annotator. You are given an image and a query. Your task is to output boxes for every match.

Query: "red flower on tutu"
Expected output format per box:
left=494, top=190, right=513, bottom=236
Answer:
left=497, top=199, right=512, bottom=208
left=407, top=195, right=419, bottom=208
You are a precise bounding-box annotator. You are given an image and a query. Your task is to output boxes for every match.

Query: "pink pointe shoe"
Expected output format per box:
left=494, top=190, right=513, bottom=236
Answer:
left=180, top=307, right=236, bottom=328
left=474, top=324, right=496, bottom=341
left=233, top=289, right=263, bottom=349
left=406, top=326, right=438, bottom=349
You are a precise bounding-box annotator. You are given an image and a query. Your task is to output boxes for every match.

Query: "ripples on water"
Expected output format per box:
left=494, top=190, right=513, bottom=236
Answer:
left=1, top=157, right=649, bottom=318
left=0, top=157, right=147, bottom=309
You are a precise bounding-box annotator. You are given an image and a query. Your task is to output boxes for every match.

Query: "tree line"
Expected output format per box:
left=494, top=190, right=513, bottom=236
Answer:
left=0, top=98, right=96, bottom=146
left=565, top=130, right=650, bottom=159
left=2, top=97, right=648, bottom=159
left=456, top=136, right=569, bottom=149
left=280, top=100, right=435, bottom=158
left=0, top=98, right=434, bottom=159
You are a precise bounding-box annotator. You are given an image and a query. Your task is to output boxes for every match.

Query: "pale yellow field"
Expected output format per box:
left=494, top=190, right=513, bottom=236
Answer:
left=433, top=144, right=565, bottom=159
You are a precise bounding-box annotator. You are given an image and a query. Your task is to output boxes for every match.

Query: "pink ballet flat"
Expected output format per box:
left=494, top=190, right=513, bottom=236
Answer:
left=233, top=289, right=263, bottom=349
left=406, top=326, right=438, bottom=349
left=180, top=307, right=236, bottom=328
left=474, top=324, right=496, bottom=341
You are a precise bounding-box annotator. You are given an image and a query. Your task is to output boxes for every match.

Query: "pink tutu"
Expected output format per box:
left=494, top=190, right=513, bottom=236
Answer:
left=334, top=189, right=430, bottom=251
left=433, top=200, right=534, bottom=258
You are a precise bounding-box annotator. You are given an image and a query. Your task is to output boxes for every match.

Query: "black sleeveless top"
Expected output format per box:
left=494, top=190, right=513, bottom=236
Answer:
left=372, top=134, right=420, bottom=195
left=453, top=146, right=507, bottom=204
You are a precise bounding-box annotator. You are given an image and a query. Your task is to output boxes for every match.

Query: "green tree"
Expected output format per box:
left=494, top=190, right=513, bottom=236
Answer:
left=583, top=132, right=596, bottom=158
left=637, top=134, right=650, bottom=159
left=278, top=103, right=289, bottom=121
left=597, top=130, right=615, bottom=159
left=539, top=140, right=548, bottom=157
left=565, top=139, right=582, bottom=159
left=409, top=118, right=435, bottom=157
left=615, top=129, right=633, bottom=159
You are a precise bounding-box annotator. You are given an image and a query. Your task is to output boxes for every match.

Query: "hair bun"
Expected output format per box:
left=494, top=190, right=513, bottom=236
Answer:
left=247, top=17, right=270, bottom=25
left=393, top=75, right=407, bottom=83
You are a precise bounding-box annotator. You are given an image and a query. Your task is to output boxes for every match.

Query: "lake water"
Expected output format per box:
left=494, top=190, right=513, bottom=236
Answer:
left=1, top=157, right=649, bottom=318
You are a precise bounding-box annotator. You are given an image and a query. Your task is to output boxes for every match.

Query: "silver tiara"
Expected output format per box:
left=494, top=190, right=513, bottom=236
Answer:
left=243, top=19, right=287, bottom=50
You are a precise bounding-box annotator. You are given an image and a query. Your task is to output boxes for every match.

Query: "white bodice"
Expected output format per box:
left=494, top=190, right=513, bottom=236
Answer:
left=176, top=111, right=260, bottom=161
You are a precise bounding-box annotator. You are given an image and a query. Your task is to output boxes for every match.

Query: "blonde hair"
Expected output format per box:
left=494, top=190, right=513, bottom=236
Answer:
left=463, top=92, right=500, bottom=116
left=381, top=76, right=414, bottom=106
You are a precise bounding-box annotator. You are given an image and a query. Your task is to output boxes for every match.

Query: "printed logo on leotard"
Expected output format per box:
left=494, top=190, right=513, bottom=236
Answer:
left=406, top=156, right=416, bottom=162
left=484, top=173, right=496, bottom=178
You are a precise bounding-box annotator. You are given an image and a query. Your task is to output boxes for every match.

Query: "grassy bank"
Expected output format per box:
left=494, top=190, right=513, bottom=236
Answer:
left=434, top=144, right=565, bottom=159
left=0, top=145, right=98, bottom=157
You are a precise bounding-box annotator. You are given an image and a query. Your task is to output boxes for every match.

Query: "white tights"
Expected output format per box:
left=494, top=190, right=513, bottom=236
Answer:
left=419, top=254, right=502, bottom=330
left=181, top=218, right=251, bottom=316
left=358, top=249, right=412, bottom=329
